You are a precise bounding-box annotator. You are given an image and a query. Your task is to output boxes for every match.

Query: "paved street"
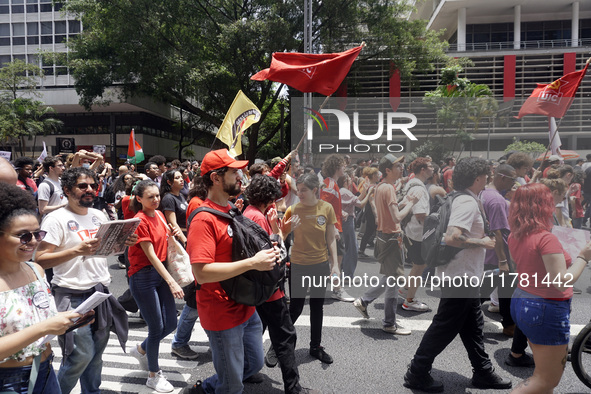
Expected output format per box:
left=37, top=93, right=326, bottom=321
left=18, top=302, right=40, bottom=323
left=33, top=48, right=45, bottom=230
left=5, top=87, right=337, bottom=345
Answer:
left=50, top=251, right=591, bottom=394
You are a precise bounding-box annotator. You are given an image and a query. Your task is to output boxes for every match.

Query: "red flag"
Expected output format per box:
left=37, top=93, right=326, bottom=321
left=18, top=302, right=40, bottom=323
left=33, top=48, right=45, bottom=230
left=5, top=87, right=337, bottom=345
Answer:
left=516, top=62, right=589, bottom=119
left=251, top=45, right=363, bottom=96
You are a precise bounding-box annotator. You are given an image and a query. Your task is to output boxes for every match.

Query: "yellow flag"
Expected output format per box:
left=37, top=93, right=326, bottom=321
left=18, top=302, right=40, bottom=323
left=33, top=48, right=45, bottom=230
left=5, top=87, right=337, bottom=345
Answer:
left=216, top=91, right=261, bottom=157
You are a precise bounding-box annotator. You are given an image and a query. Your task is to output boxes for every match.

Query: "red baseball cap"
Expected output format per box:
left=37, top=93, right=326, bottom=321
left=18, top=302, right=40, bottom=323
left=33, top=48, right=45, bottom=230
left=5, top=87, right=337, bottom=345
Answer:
left=200, top=149, right=249, bottom=174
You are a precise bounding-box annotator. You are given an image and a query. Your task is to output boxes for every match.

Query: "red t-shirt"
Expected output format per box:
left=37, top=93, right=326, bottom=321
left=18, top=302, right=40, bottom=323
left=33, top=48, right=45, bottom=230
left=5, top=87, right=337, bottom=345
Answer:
left=186, top=196, right=205, bottom=226
left=243, top=205, right=284, bottom=303
left=128, top=210, right=169, bottom=277
left=569, top=183, right=584, bottom=219
left=321, top=177, right=343, bottom=232
left=442, top=167, right=453, bottom=193
left=187, top=199, right=254, bottom=331
left=508, top=230, right=573, bottom=300
left=121, top=195, right=134, bottom=219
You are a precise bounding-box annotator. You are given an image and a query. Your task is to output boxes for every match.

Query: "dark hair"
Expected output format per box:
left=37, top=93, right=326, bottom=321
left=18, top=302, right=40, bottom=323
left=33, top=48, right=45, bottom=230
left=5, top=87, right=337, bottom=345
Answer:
left=171, top=159, right=181, bottom=168
left=160, top=169, right=182, bottom=197
left=321, top=154, right=345, bottom=178
left=61, top=167, right=98, bottom=195
left=572, top=168, right=585, bottom=185
left=13, top=156, right=35, bottom=170
left=42, top=155, right=62, bottom=172
left=202, top=167, right=229, bottom=190
left=558, top=164, right=574, bottom=178
left=0, top=184, right=38, bottom=231
left=444, top=157, right=455, bottom=165
left=188, top=176, right=208, bottom=201
left=144, top=162, right=158, bottom=173
left=494, top=164, right=515, bottom=177
left=506, top=152, right=533, bottom=170
left=452, top=157, right=490, bottom=191
left=296, top=173, right=320, bottom=191
left=129, top=179, right=159, bottom=212
left=111, top=172, right=135, bottom=196
left=244, top=175, right=282, bottom=207
left=150, top=155, right=166, bottom=166
left=337, top=175, right=349, bottom=188
left=249, top=163, right=269, bottom=176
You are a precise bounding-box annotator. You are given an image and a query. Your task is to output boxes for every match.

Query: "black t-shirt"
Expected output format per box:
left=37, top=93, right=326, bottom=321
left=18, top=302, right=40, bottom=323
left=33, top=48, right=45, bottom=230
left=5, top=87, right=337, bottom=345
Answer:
left=160, top=193, right=188, bottom=228
left=584, top=167, right=591, bottom=197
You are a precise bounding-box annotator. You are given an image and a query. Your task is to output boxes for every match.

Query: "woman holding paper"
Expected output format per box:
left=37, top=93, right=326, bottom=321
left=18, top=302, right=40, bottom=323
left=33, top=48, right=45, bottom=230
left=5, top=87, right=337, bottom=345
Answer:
left=508, top=183, right=591, bottom=393
left=128, top=179, right=184, bottom=393
left=0, top=185, right=89, bottom=393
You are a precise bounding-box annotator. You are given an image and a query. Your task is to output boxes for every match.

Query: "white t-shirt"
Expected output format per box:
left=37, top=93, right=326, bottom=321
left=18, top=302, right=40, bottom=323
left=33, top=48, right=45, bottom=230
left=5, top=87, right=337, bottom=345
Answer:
left=403, top=178, right=429, bottom=242
left=436, top=192, right=486, bottom=279
left=37, top=177, right=64, bottom=207
left=41, top=207, right=111, bottom=290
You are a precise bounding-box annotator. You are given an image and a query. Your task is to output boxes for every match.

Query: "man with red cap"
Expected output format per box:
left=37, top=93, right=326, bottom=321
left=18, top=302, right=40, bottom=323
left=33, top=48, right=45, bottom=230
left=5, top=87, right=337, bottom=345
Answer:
left=183, top=149, right=280, bottom=394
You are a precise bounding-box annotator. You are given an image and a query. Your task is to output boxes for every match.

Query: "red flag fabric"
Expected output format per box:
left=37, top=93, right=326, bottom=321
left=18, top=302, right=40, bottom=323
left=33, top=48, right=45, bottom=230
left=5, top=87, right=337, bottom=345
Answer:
left=251, top=45, right=363, bottom=96
left=516, top=62, right=589, bottom=119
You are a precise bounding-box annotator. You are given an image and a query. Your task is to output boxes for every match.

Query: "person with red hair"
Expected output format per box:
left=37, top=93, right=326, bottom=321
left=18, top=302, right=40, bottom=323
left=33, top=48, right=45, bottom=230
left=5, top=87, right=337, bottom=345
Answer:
left=508, top=183, right=591, bottom=393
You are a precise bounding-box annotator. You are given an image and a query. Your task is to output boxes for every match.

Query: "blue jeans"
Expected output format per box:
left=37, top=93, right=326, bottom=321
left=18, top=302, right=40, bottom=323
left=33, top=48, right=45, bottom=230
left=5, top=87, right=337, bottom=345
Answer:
left=171, top=304, right=199, bottom=349
left=57, top=293, right=109, bottom=394
left=129, top=266, right=178, bottom=372
left=202, top=312, right=264, bottom=394
left=341, top=216, right=358, bottom=278
left=0, top=355, right=60, bottom=394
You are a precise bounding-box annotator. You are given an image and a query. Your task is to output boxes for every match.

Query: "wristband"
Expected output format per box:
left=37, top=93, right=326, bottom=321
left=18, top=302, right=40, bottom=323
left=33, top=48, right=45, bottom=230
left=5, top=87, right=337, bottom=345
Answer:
left=498, top=260, right=507, bottom=263
left=577, top=255, right=589, bottom=264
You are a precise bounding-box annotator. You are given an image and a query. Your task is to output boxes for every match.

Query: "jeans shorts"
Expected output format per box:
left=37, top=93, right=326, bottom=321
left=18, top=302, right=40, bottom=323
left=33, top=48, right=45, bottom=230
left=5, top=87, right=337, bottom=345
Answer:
left=510, top=287, right=571, bottom=346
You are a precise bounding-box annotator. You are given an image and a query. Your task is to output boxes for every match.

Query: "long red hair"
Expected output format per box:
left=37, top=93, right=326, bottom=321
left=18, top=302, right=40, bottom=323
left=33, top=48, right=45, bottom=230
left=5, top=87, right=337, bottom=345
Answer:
left=508, top=183, right=555, bottom=240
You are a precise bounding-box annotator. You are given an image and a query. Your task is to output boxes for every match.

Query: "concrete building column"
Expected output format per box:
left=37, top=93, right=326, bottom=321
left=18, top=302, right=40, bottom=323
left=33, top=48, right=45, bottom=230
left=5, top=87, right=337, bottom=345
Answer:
left=457, top=7, right=466, bottom=51
left=573, top=1, right=580, bottom=47
left=514, top=5, right=521, bottom=49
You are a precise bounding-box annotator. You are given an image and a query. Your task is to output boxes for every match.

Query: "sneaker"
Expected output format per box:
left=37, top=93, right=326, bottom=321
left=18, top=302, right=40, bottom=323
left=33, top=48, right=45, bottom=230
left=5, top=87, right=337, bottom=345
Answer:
left=403, top=368, right=444, bottom=393
left=402, top=299, right=431, bottom=312
left=573, top=286, right=582, bottom=294
left=309, top=346, right=333, bottom=364
left=505, top=353, right=535, bottom=367
left=243, top=372, right=264, bottom=384
left=358, top=250, right=369, bottom=258
left=118, top=261, right=126, bottom=269
left=398, top=287, right=408, bottom=299
left=171, top=345, right=199, bottom=360
left=353, top=298, right=370, bottom=319
left=146, top=371, right=174, bottom=393
left=382, top=322, right=411, bottom=335
left=331, top=288, right=354, bottom=302
left=265, top=346, right=278, bottom=368
left=471, top=368, right=512, bottom=389
left=487, top=303, right=500, bottom=313
left=130, top=343, right=149, bottom=371
left=182, top=380, right=205, bottom=394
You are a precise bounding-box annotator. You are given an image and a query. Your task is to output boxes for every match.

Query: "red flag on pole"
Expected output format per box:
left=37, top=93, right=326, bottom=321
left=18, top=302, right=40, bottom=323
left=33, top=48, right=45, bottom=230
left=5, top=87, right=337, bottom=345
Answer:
left=251, top=45, right=363, bottom=96
left=516, top=61, right=589, bottom=119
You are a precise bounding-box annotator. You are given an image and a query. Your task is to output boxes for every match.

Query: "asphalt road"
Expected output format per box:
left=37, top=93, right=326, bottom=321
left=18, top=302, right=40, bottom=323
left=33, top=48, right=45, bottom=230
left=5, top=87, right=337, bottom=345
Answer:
left=50, top=248, right=591, bottom=394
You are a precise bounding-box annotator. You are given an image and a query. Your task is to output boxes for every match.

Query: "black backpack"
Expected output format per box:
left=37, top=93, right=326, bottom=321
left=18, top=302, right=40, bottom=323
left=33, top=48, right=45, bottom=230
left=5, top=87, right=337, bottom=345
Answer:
left=421, top=191, right=489, bottom=268
left=187, top=204, right=285, bottom=306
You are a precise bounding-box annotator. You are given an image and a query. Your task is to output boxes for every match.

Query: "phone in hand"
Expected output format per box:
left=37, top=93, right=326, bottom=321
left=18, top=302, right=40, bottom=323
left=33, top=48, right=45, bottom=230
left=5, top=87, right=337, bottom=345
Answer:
left=65, top=312, right=95, bottom=333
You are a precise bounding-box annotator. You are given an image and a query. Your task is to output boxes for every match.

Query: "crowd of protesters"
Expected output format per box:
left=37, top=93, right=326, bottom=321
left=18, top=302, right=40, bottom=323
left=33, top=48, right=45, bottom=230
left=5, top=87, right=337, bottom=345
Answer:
left=0, top=145, right=590, bottom=394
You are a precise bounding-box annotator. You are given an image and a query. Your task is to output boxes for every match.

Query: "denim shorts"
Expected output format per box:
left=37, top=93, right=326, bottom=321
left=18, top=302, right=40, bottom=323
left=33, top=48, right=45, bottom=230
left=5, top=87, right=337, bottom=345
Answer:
left=510, top=287, right=571, bottom=346
left=0, top=354, right=61, bottom=393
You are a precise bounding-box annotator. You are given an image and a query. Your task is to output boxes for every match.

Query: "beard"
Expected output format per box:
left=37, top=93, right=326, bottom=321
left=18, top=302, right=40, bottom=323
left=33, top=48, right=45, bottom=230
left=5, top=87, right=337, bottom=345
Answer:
left=222, top=179, right=241, bottom=196
left=79, top=193, right=96, bottom=208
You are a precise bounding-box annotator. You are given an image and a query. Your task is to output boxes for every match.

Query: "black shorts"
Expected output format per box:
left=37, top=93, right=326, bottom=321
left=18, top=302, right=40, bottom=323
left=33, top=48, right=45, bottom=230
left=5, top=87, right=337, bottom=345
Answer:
left=405, top=238, right=425, bottom=266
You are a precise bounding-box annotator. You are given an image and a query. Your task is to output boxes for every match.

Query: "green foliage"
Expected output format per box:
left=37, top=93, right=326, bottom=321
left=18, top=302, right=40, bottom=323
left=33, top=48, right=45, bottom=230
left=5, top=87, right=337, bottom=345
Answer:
left=407, top=140, right=450, bottom=164
left=0, top=59, right=43, bottom=99
left=504, top=138, right=546, bottom=154
left=63, top=0, right=447, bottom=161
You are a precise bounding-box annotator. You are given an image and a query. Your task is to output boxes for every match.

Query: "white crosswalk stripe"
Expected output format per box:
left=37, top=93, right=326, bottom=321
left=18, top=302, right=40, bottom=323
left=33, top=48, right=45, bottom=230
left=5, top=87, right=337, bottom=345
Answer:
left=49, top=314, right=588, bottom=392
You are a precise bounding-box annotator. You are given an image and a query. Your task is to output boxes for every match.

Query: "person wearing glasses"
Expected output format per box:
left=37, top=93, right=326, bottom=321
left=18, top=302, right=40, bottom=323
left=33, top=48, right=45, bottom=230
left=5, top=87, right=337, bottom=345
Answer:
left=0, top=184, right=92, bottom=393
left=35, top=167, right=138, bottom=394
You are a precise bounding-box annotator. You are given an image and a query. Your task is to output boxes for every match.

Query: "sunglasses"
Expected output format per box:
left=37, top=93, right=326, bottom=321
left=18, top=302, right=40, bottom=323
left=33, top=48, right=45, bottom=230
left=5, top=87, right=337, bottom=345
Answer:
left=497, top=173, right=516, bottom=182
left=76, top=182, right=99, bottom=190
left=1, top=230, right=47, bottom=245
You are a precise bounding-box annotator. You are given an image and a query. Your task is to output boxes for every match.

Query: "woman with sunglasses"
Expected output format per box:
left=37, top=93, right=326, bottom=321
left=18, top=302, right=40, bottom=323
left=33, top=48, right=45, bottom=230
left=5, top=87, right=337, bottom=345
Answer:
left=0, top=184, right=88, bottom=393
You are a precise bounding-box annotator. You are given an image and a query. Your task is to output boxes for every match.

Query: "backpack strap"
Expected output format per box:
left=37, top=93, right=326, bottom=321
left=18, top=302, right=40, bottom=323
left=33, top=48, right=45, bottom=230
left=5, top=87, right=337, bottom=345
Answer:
left=41, top=179, right=55, bottom=200
left=186, top=204, right=235, bottom=234
left=449, top=191, right=490, bottom=235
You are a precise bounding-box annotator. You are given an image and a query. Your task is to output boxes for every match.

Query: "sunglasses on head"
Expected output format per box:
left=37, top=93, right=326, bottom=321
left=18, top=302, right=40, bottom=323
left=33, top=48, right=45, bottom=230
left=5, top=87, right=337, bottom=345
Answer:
left=497, top=173, right=516, bottom=182
left=76, top=182, right=99, bottom=190
left=1, top=230, right=47, bottom=245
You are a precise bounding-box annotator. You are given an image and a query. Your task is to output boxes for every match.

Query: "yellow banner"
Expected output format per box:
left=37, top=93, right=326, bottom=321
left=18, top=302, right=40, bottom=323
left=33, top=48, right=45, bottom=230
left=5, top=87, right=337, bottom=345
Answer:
left=215, top=91, right=261, bottom=157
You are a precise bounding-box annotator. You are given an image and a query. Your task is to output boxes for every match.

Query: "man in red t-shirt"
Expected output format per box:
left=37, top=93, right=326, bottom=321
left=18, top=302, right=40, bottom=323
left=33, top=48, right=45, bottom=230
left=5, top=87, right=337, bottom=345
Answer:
left=184, top=149, right=280, bottom=394
left=441, top=156, right=455, bottom=193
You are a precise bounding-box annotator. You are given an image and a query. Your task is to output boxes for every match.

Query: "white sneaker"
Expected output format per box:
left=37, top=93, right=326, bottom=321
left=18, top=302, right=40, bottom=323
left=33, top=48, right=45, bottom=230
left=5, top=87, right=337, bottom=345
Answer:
left=402, top=299, right=431, bottom=312
left=146, top=370, right=174, bottom=393
left=382, top=322, right=411, bottom=335
left=331, top=288, right=355, bottom=302
left=130, top=343, right=149, bottom=371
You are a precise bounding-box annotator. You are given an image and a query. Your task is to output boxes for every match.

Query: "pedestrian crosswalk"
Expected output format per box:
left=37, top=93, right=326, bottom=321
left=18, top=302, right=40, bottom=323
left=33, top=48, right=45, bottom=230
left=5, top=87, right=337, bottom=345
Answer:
left=49, top=314, right=588, bottom=393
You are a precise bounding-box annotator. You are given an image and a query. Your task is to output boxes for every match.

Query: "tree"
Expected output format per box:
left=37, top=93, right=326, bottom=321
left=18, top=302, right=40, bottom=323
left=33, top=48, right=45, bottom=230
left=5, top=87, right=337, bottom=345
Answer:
left=424, top=61, right=498, bottom=157
left=504, top=138, right=546, bottom=156
left=0, top=59, right=43, bottom=100
left=63, top=0, right=448, bottom=162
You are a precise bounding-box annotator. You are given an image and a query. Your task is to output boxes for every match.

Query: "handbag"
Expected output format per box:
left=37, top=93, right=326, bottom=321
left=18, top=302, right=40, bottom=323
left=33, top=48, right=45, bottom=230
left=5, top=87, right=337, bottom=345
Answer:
left=156, top=211, right=194, bottom=287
